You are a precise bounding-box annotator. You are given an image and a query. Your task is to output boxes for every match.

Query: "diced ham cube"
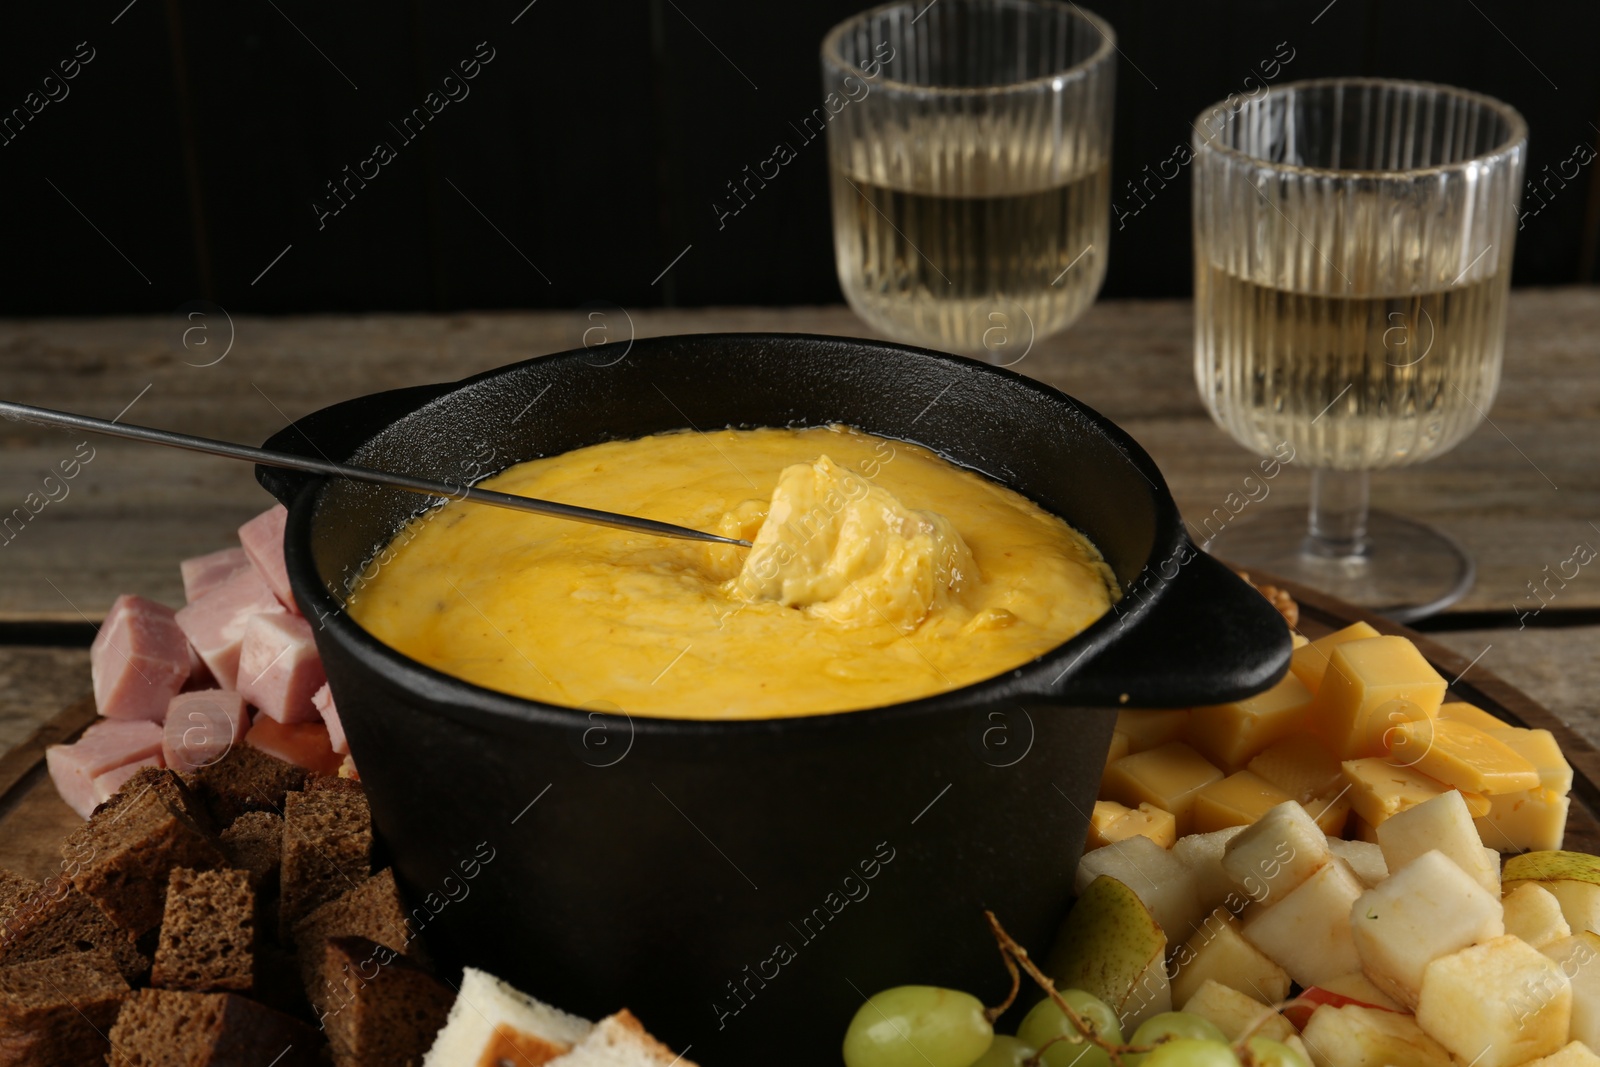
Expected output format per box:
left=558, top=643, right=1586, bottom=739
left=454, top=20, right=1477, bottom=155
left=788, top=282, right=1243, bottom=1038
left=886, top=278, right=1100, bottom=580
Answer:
left=311, top=683, right=347, bottom=755
left=175, top=563, right=285, bottom=690
left=92, top=756, right=162, bottom=807
left=239, top=505, right=296, bottom=612
left=180, top=546, right=250, bottom=603
left=245, top=713, right=342, bottom=776
left=46, top=719, right=165, bottom=819
left=91, top=595, right=192, bottom=723
left=163, top=690, right=250, bottom=773
left=236, top=614, right=325, bottom=724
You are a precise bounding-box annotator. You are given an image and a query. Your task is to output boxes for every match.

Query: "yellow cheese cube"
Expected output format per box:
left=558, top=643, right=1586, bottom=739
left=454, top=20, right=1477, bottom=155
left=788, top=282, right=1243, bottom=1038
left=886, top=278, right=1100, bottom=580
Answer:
left=1292, top=632, right=1310, bottom=649
left=1116, top=708, right=1191, bottom=753
left=1458, top=789, right=1491, bottom=818
left=1104, top=729, right=1131, bottom=770
left=1189, top=673, right=1315, bottom=773
left=1306, top=789, right=1352, bottom=836
left=1290, top=621, right=1381, bottom=693
left=1388, top=718, right=1541, bottom=795
left=1309, top=637, right=1447, bottom=760
left=1247, top=734, right=1345, bottom=803
left=1192, top=771, right=1293, bottom=834
left=1497, top=728, right=1574, bottom=793
left=1089, top=801, right=1178, bottom=849
left=1102, top=741, right=1224, bottom=837
left=1437, top=701, right=1512, bottom=735
left=1088, top=799, right=1133, bottom=850
left=1475, top=787, right=1570, bottom=853
left=1342, top=758, right=1446, bottom=828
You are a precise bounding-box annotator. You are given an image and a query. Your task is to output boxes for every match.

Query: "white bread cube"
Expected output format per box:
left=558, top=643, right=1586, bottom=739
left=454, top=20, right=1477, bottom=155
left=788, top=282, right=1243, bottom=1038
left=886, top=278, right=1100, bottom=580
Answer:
left=1416, top=935, right=1571, bottom=1067
left=1544, top=934, right=1600, bottom=1050
left=1375, top=790, right=1499, bottom=895
left=1172, top=826, right=1249, bottom=914
left=1171, top=907, right=1291, bottom=1007
left=1076, top=833, right=1205, bottom=938
left=1506, top=883, right=1574, bottom=950
left=1181, top=979, right=1295, bottom=1041
left=422, top=966, right=593, bottom=1067
left=1241, top=858, right=1365, bottom=988
left=1327, top=839, right=1388, bottom=888
left=1314, top=972, right=1402, bottom=1011
left=1299, top=1003, right=1453, bottom=1067
left=1526, top=1042, right=1600, bottom=1067
left=550, top=1010, right=700, bottom=1066
left=1350, top=850, right=1505, bottom=1008
left=1222, top=801, right=1331, bottom=903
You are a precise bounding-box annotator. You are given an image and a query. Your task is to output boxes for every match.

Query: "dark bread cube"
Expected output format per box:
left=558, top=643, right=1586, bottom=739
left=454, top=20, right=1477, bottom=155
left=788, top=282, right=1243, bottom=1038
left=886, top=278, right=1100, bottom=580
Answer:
left=87, top=766, right=212, bottom=833
left=62, top=785, right=225, bottom=937
left=185, top=744, right=307, bottom=827
left=292, top=869, right=417, bottom=1019
left=278, top=789, right=371, bottom=939
left=105, top=987, right=325, bottom=1066
left=151, top=868, right=255, bottom=993
left=0, top=950, right=128, bottom=1063
left=306, top=774, right=365, bottom=796
left=316, top=936, right=453, bottom=1067
left=218, top=810, right=284, bottom=891
left=0, top=868, right=148, bottom=981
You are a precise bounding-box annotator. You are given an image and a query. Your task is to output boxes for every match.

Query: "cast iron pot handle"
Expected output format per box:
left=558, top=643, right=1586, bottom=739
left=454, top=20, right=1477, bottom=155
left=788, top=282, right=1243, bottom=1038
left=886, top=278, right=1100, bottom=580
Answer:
left=254, top=382, right=458, bottom=506
left=1049, top=542, right=1293, bottom=708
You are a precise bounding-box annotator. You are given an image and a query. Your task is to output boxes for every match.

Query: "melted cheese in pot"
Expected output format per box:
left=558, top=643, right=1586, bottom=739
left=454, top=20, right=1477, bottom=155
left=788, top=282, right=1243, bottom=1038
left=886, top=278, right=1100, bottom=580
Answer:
left=347, top=426, right=1117, bottom=719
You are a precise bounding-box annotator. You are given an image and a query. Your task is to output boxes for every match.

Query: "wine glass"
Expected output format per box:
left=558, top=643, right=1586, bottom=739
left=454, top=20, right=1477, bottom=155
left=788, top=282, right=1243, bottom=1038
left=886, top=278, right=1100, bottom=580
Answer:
left=821, top=0, right=1116, bottom=362
left=1192, top=78, right=1527, bottom=621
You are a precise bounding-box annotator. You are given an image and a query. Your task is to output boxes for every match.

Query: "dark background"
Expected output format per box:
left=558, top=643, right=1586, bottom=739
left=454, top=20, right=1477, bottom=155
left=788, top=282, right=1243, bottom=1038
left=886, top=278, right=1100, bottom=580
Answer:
left=2, top=0, right=1597, bottom=316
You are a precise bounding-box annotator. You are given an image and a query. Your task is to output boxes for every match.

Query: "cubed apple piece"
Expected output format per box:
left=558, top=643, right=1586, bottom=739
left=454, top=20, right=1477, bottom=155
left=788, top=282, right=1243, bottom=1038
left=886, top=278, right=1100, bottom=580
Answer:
left=235, top=613, right=326, bottom=724
left=1101, top=742, right=1223, bottom=838
left=1479, top=788, right=1571, bottom=854
left=1281, top=980, right=1404, bottom=1031
left=1341, top=758, right=1446, bottom=828
left=1116, top=708, right=1191, bottom=753
left=1173, top=826, right=1249, bottom=915
left=1309, top=637, right=1446, bottom=760
left=1240, top=858, right=1365, bottom=988
left=1193, top=772, right=1294, bottom=835
left=1350, top=849, right=1504, bottom=1008
left=1248, top=734, right=1346, bottom=804
left=1388, top=717, right=1541, bottom=796
left=1327, top=839, right=1387, bottom=888
left=1171, top=907, right=1290, bottom=1007
left=1088, top=800, right=1177, bottom=851
left=1417, top=934, right=1571, bottom=1067
left=163, top=690, right=250, bottom=773
left=311, top=683, right=346, bottom=755
left=239, top=503, right=295, bottom=610
left=1290, top=621, right=1382, bottom=694
left=1314, top=972, right=1402, bottom=1011
left=1075, top=832, right=1204, bottom=939
left=1505, top=883, right=1574, bottom=950
left=1497, top=728, right=1576, bottom=793
left=1545, top=934, right=1600, bottom=1050
left=1188, top=673, right=1314, bottom=773
left=1374, top=790, right=1499, bottom=895
left=1180, top=979, right=1294, bottom=1042
left=1507, top=853, right=1600, bottom=936
left=1526, top=1042, right=1600, bottom=1067
left=1105, top=729, right=1131, bottom=769
left=1222, top=801, right=1330, bottom=903
left=1299, top=1003, right=1453, bottom=1067
left=1047, top=875, right=1172, bottom=1032
left=1436, top=701, right=1513, bottom=735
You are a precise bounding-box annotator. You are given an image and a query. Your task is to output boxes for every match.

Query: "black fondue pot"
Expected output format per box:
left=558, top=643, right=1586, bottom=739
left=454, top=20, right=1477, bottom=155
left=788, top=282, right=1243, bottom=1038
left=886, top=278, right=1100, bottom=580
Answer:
left=259, top=333, right=1289, bottom=1065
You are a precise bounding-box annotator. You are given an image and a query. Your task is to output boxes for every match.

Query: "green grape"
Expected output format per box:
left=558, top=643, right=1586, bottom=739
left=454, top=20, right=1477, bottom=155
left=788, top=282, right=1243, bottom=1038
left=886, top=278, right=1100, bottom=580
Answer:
left=971, top=1035, right=1037, bottom=1066
left=1125, top=1013, right=1229, bottom=1067
left=1017, top=989, right=1123, bottom=1067
left=842, top=985, right=994, bottom=1067
left=1143, top=1038, right=1241, bottom=1067
left=1245, top=1037, right=1309, bottom=1067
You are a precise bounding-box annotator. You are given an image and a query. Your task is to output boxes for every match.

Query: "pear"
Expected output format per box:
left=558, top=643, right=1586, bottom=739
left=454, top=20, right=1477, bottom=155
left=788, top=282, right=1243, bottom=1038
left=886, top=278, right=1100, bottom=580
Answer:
left=1047, top=875, right=1171, bottom=1031
left=1506, top=851, right=1600, bottom=935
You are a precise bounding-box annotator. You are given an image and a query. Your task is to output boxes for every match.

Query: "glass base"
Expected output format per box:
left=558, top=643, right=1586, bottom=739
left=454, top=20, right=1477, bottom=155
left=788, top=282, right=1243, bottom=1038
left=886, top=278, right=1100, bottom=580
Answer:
left=1201, top=507, right=1475, bottom=624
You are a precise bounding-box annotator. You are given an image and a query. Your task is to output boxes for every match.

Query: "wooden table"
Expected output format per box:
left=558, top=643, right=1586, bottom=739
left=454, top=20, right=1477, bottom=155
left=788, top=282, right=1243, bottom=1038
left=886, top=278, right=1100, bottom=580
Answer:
left=2, top=292, right=1597, bottom=762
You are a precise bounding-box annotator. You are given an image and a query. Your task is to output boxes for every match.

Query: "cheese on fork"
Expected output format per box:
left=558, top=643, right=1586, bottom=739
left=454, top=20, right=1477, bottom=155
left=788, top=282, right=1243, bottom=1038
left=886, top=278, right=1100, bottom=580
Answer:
left=728, top=455, right=977, bottom=630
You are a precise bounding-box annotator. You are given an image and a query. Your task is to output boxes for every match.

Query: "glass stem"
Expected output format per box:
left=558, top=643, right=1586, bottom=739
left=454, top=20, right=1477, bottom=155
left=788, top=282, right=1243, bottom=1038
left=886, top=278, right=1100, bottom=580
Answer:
left=1306, top=469, right=1370, bottom=559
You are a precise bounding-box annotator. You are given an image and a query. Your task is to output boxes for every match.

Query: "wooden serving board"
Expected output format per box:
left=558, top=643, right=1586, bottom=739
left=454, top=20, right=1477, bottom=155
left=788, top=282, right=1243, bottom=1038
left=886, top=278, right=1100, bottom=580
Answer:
left=0, top=574, right=1594, bottom=881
